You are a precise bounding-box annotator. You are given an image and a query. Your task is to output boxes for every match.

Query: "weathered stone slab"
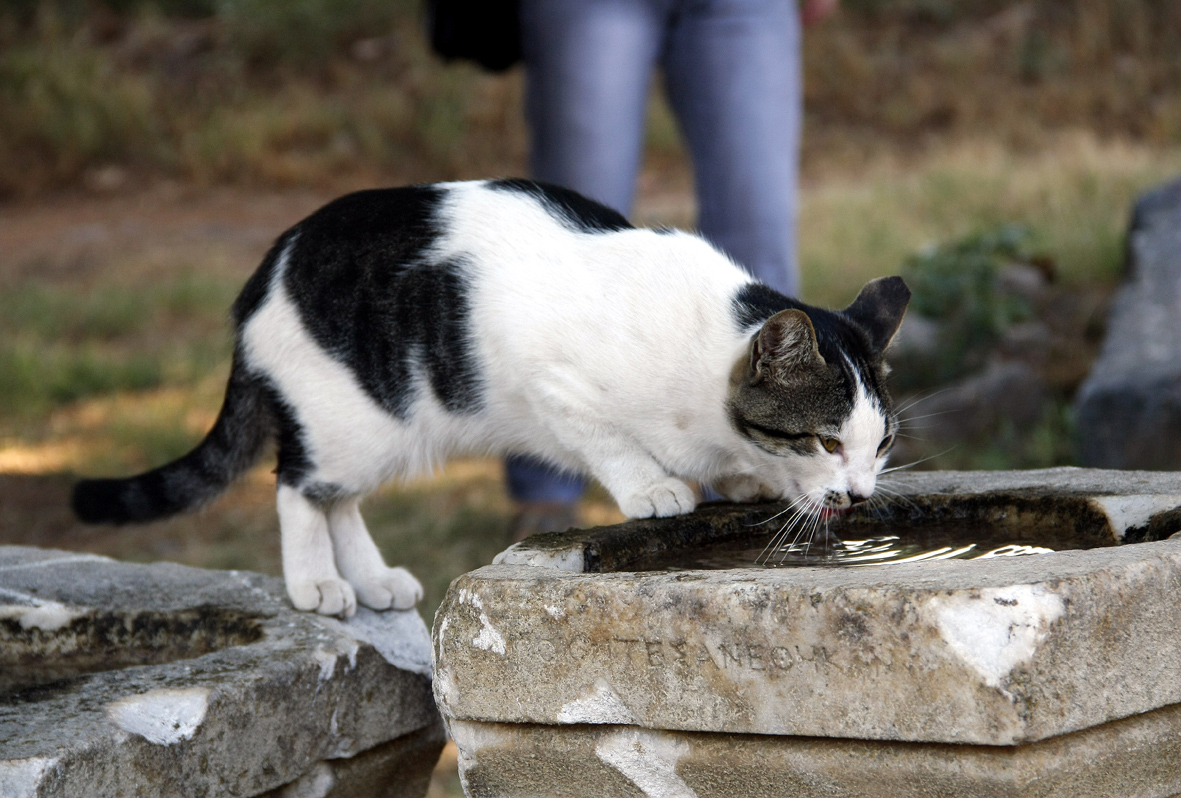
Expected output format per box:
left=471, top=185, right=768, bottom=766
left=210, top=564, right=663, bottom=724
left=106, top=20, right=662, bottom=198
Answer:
left=0, top=546, right=444, bottom=798
left=1076, top=176, right=1181, bottom=469
left=448, top=701, right=1181, bottom=798
left=437, top=541, right=1181, bottom=747
left=259, top=728, right=447, bottom=798
left=434, top=469, right=1181, bottom=747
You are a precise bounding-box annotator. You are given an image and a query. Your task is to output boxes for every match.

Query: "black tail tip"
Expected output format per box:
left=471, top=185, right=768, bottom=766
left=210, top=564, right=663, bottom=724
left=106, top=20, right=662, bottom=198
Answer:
left=72, top=479, right=130, bottom=525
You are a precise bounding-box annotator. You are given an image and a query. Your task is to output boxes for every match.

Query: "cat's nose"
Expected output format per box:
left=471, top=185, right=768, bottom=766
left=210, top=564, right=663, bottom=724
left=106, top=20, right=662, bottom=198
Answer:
left=848, top=491, right=871, bottom=505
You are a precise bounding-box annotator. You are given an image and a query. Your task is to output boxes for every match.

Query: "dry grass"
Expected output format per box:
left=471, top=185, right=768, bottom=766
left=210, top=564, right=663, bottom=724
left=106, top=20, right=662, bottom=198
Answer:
left=1, top=0, right=1178, bottom=197
left=797, top=132, right=1181, bottom=305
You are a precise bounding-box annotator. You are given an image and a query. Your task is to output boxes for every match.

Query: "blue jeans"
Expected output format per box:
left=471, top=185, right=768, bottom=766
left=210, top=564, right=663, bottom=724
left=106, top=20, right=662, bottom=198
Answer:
left=509, top=0, right=804, bottom=504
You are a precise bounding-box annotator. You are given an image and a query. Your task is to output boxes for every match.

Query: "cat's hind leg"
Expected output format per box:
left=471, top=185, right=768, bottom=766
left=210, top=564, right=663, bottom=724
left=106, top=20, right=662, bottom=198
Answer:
left=277, top=484, right=357, bottom=617
left=327, top=497, right=423, bottom=611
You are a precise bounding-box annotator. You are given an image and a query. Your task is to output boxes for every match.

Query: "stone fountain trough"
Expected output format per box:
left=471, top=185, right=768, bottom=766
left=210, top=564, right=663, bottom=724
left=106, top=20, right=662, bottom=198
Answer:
left=0, top=546, right=445, bottom=798
left=433, top=468, right=1181, bottom=797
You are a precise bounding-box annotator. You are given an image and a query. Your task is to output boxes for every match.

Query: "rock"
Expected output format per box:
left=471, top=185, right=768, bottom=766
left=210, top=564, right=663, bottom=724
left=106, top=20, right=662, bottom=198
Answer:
left=0, top=547, right=445, bottom=798
left=436, top=469, right=1181, bottom=795
left=449, top=706, right=1181, bottom=798
left=1076, top=176, right=1181, bottom=469
left=888, top=313, right=942, bottom=358
left=900, top=358, right=1049, bottom=441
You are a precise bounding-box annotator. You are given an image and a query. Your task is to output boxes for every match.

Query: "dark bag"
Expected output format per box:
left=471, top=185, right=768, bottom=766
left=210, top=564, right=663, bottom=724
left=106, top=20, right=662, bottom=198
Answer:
left=428, top=0, right=522, bottom=73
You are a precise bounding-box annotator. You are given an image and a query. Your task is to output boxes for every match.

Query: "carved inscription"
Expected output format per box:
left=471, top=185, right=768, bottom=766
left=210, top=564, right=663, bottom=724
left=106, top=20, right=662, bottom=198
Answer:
left=602, top=636, right=826, bottom=675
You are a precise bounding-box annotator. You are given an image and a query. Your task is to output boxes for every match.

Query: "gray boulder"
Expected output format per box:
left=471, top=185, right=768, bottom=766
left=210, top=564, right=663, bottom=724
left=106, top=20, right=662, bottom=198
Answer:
left=1076, top=177, right=1181, bottom=469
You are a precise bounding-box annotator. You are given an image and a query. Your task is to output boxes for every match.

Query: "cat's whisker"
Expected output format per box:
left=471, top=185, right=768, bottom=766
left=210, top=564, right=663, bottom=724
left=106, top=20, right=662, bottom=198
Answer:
left=792, top=501, right=825, bottom=562
left=767, top=500, right=816, bottom=555
left=878, top=446, right=957, bottom=474
left=895, top=409, right=962, bottom=426
left=773, top=497, right=820, bottom=564
left=893, top=386, right=956, bottom=416
left=874, top=483, right=925, bottom=514
left=756, top=495, right=814, bottom=563
left=747, top=492, right=811, bottom=528
left=755, top=501, right=811, bottom=555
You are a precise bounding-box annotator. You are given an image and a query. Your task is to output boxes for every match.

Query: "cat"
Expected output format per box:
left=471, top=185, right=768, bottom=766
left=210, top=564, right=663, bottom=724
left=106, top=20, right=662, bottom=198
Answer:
left=72, top=179, right=910, bottom=617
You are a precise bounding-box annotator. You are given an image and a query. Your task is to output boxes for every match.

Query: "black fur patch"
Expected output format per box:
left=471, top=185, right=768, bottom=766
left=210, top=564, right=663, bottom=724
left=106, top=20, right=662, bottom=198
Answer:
left=233, top=232, right=290, bottom=327
left=301, top=481, right=348, bottom=506
left=267, top=383, right=312, bottom=487
left=281, top=185, right=484, bottom=418
left=733, top=283, right=875, bottom=378
left=487, top=179, right=632, bottom=233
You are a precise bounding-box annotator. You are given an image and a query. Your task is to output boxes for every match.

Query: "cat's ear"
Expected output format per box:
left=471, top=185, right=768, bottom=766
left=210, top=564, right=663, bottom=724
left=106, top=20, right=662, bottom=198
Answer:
left=842, top=276, right=911, bottom=354
left=751, top=309, right=824, bottom=383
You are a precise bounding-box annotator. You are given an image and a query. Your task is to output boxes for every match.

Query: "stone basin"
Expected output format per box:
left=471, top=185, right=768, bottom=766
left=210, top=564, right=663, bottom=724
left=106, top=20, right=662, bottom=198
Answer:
left=0, top=546, right=445, bottom=798
left=433, top=468, right=1181, bottom=797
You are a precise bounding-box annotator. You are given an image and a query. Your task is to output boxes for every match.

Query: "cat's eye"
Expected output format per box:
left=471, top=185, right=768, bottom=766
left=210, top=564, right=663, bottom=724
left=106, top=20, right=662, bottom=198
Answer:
left=819, top=436, right=840, bottom=453
left=877, top=434, right=895, bottom=456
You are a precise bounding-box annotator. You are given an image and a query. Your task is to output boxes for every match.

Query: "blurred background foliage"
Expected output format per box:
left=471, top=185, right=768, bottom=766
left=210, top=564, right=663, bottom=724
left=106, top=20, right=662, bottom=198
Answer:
left=1, top=0, right=1179, bottom=197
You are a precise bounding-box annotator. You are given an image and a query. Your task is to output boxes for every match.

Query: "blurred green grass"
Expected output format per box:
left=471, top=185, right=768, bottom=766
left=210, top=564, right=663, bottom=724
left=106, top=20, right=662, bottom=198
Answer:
left=0, top=272, right=235, bottom=421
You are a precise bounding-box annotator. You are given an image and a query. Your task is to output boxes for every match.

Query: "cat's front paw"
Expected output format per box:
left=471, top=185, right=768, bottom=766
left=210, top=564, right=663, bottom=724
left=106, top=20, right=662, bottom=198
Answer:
left=619, top=478, right=697, bottom=518
left=349, top=566, right=424, bottom=611
left=288, top=577, right=357, bottom=618
left=713, top=473, right=780, bottom=503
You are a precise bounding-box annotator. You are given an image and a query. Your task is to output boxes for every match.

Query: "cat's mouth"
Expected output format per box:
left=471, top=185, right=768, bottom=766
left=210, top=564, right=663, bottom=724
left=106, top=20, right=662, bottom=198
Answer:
left=817, top=506, right=853, bottom=521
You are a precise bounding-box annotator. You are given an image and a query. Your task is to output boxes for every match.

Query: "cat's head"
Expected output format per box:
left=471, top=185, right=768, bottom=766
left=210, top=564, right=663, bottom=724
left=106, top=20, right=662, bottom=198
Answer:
left=727, top=276, right=911, bottom=515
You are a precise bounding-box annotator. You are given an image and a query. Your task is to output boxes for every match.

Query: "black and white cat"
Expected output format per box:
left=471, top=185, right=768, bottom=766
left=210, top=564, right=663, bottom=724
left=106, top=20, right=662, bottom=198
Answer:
left=73, top=179, right=909, bottom=617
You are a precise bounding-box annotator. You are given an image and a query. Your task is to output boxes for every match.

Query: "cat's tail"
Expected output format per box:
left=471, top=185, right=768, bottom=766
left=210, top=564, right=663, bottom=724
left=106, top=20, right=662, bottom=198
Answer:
left=72, top=351, right=273, bottom=525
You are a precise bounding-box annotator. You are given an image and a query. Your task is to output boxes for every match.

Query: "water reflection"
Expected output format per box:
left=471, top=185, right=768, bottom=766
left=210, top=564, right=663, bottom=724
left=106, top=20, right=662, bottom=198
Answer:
left=757, top=535, right=1055, bottom=568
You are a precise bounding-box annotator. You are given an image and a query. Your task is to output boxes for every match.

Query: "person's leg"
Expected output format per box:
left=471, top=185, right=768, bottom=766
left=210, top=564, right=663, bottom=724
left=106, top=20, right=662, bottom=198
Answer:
left=661, top=0, right=803, bottom=296
left=520, top=0, right=667, bottom=214
left=509, top=0, right=668, bottom=525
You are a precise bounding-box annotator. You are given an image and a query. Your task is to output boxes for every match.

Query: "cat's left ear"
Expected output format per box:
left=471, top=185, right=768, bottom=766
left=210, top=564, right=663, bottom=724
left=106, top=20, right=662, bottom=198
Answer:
left=842, top=276, right=911, bottom=355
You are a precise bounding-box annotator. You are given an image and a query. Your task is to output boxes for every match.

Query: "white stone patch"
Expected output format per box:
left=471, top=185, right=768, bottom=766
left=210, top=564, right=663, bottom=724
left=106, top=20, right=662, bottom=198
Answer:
left=312, top=648, right=339, bottom=682
left=0, top=757, right=58, bottom=798
left=458, top=588, right=484, bottom=609
left=472, top=612, right=507, bottom=657
left=1090, top=495, right=1181, bottom=539
left=106, top=687, right=210, bottom=745
left=0, top=553, right=112, bottom=572
left=0, top=600, right=88, bottom=631
left=544, top=603, right=566, bottom=619
left=595, top=728, right=696, bottom=798
left=320, top=607, right=433, bottom=678
left=557, top=680, right=636, bottom=725
left=432, top=667, right=459, bottom=715
left=323, top=709, right=357, bottom=758
left=493, top=544, right=586, bottom=572
left=276, top=762, right=335, bottom=798
left=929, top=585, right=1065, bottom=689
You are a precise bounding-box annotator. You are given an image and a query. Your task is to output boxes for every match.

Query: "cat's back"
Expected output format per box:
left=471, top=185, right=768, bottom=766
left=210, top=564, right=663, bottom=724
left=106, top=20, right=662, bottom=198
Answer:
left=438, top=180, right=753, bottom=351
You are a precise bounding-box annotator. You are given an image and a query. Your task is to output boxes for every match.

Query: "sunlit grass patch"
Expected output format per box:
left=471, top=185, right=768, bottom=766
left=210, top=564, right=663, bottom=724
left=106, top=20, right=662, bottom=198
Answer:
left=799, top=134, right=1181, bottom=306
left=0, top=272, right=235, bottom=422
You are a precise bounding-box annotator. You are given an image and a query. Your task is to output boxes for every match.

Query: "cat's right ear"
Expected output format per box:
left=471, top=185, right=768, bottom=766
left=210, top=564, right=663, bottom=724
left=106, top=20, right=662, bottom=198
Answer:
left=750, top=309, right=824, bottom=383
left=842, top=276, right=911, bottom=355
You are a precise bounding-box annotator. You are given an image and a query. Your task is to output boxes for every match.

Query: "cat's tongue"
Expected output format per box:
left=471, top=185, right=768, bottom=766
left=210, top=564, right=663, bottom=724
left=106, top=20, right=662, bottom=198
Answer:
left=818, top=507, right=852, bottom=521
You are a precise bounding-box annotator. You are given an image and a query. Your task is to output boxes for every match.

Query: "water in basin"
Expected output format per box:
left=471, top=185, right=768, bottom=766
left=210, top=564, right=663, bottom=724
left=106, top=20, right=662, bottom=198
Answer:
left=661, top=521, right=1062, bottom=571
